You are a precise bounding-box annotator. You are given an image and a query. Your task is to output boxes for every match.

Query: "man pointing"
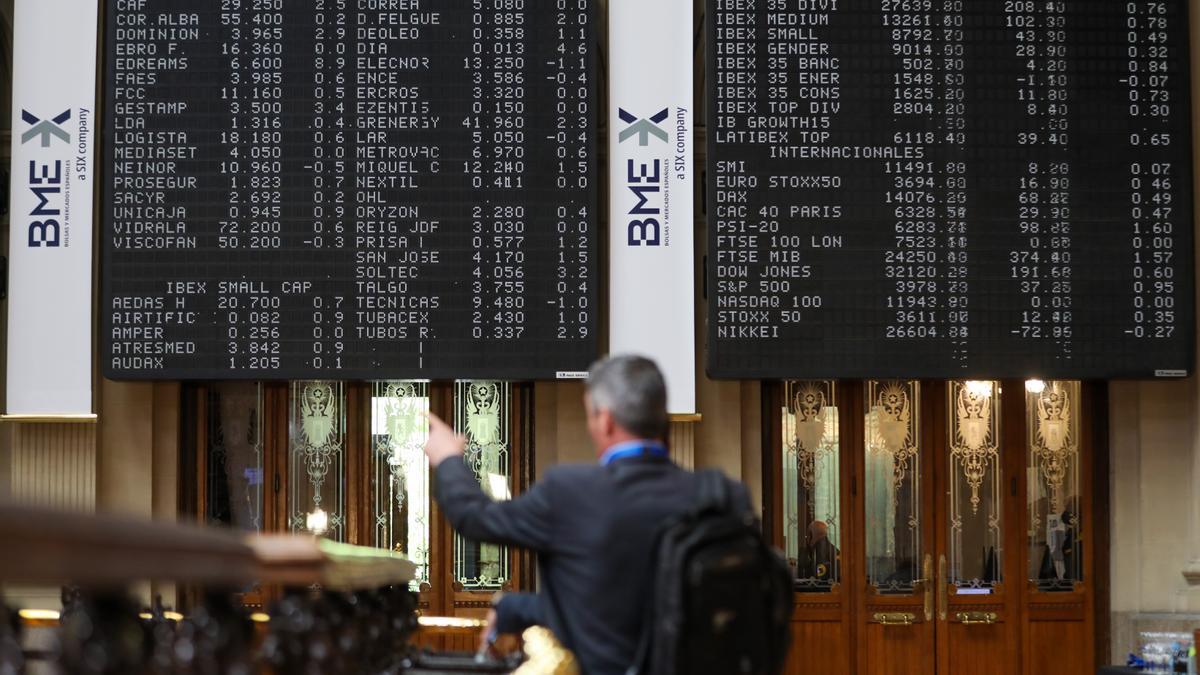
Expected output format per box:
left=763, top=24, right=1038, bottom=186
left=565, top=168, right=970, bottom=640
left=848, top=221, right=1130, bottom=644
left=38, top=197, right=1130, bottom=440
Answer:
left=423, top=355, right=750, bottom=675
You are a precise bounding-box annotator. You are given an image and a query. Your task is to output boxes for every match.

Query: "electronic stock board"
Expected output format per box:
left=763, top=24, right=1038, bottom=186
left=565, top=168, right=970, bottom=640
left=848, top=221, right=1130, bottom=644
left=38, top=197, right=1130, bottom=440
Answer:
left=104, top=0, right=597, bottom=380
left=708, top=0, right=1195, bottom=379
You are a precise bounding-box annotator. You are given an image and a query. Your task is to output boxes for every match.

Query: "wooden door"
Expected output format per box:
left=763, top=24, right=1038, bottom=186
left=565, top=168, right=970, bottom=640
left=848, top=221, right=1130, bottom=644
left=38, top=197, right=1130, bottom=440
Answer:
left=767, top=381, right=857, bottom=674
left=187, top=379, right=535, bottom=651
left=1020, top=381, right=1095, bottom=675
left=852, top=379, right=1017, bottom=675
left=433, top=381, right=536, bottom=652
left=856, top=380, right=936, bottom=675
left=933, top=379, right=1097, bottom=675
left=932, top=380, right=1020, bottom=675
left=849, top=379, right=1096, bottom=675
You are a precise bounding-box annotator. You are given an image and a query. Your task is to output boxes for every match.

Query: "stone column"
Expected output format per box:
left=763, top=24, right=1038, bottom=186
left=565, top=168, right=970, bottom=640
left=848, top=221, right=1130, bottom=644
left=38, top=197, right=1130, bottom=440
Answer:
left=1, top=422, right=97, bottom=611
left=97, top=380, right=181, bottom=607
left=1181, top=0, right=1200, bottom=608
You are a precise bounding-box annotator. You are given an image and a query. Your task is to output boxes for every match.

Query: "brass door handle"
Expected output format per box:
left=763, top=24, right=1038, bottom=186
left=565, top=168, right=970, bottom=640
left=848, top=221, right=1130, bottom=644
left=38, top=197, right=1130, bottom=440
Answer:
left=922, top=554, right=933, bottom=622
left=955, top=611, right=998, bottom=625
left=873, top=612, right=917, bottom=626
left=937, top=554, right=948, bottom=621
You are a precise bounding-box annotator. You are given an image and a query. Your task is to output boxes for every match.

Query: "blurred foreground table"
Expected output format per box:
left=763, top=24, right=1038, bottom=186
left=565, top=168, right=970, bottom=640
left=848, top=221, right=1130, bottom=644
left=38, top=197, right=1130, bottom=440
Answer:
left=0, top=503, right=579, bottom=673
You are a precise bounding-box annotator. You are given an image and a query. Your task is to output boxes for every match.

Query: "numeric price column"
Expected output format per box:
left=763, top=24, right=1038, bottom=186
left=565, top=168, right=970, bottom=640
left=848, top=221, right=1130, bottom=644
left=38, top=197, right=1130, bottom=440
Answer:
left=880, top=4, right=941, bottom=343
left=305, top=0, right=349, bottom=372
left=468, top=0, right=530, bottom=342
left=1125, top=0, right=1180, bottom=341
left=550, top=0, right=592, bottom=343
left=1006, top=0, right=1073, bottom=357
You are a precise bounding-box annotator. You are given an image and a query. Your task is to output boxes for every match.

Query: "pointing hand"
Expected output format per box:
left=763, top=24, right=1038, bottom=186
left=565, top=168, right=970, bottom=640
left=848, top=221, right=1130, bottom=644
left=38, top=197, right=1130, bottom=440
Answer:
left=423, top=411, right=466, bottom=467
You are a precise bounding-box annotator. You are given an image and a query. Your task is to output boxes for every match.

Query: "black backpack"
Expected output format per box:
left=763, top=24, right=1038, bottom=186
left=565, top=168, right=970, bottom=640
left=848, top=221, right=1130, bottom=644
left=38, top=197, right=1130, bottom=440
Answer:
left=629, top=470, right=793, bottom=675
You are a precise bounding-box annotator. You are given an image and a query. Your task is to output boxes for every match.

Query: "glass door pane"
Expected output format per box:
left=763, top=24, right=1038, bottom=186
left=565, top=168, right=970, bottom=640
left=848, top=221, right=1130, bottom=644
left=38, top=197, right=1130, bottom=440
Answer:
left=453, top=381, right=512, bottom=590
left=946, top=380, right=1003, bottom=590
left=1026, top=380, right=1082, bottom=591
left=206, top=383, right=264, bottom=531
left=782, top=380, right=841, bottom=591
left=865, top=380, right=922, bottom=595
left=289, top=381, right=347, bottom=541
left=371, top=381, right=431, bottom=589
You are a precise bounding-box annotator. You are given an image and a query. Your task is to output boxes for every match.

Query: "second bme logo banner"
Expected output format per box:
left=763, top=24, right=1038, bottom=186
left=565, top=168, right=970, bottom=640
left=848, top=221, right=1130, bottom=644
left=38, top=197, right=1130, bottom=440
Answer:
left=609, top=0, right=696, bottom=415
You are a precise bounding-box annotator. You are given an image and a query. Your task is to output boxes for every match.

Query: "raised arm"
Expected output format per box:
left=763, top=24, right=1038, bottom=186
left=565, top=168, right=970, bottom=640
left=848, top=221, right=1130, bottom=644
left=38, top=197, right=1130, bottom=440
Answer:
left=424, top=412, right=554, bottom=551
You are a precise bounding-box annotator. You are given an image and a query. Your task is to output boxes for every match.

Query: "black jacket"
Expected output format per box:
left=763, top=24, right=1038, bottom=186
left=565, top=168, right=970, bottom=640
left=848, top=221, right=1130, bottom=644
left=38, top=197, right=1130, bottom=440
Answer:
left=800, top=537, right=840, bottom=584
left=434, top=452, right=751, bottom=675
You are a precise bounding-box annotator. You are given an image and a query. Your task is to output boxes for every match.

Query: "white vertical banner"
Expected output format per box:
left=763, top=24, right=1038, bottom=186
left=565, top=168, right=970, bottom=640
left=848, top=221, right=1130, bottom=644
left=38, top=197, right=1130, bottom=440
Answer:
left=5, top=0, right=98, bottom=418
left=608, top=0, right=696, bottom=414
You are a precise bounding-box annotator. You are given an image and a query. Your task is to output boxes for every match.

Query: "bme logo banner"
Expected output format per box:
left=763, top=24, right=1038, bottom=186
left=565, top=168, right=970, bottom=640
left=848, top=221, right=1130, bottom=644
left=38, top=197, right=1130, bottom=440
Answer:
left=619, top=107, right=671, bottom=247
left=6, top=0, right=99, bottom=418
left=607, top=0, right=695, bottom=415
left=21, top=108, right=71, bottom=248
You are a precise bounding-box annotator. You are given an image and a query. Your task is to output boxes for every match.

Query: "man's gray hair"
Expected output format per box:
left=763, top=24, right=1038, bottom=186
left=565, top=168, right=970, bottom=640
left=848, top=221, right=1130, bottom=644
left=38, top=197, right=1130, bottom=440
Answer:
left=586, top=355, right=669, bottom=440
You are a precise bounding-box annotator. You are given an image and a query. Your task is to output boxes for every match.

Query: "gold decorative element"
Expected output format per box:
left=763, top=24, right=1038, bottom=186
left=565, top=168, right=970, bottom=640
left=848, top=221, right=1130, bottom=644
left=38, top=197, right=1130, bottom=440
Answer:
left=950, top=381, right=999, bottom=513
left=466, top=382, right=501, bottom=446
left=873, top=612, right=916, bottom=626
left=0, top=414, right=97, bottom=424
left=377, top=382, right=426, bottom=512
left=938, top=554, right=948, bottom=621
left=454, top=381, right=511, bottom=590
left=923, top=554, right=933, bottom=621
left=380, top=383, right=425, bottom=448
left=864, top=381, right=922, bottom=595
left=516, top=626, right=581, bottom=675
left=788, top=381, right=834, bottom=490
left=298, top=382, right=341, bottom=506
left=868, top=380, right=919, bottom=494
left=373, top=381, right=431, bottom=586
left=955, top=611, right=998, bottom=625
left=1032, top=382, right=1074, bottom=513
left=668, top=413, right=703, bottom=423
left=875, top=381, right=913, bottom=453
left=782, top=380, right=840, bottom=583
left=18, top=609, right=60, bottom=622
left=418, top=616, right=487, bottom=631
left=289, top=381, right=346, bottom=539
left=464, top=381, right=504, bottom=481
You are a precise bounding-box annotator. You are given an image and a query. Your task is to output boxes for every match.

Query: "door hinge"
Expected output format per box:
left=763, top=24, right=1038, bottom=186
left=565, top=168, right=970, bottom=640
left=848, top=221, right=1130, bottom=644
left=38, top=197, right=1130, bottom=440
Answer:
left=1011, top=477, right=1017, bottom=497
left=274, top=473, right=281, bottom=493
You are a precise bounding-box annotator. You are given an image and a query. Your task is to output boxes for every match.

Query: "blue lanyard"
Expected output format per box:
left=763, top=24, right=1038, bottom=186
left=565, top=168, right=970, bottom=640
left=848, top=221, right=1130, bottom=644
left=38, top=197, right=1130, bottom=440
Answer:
left=600, top=440, right=668, bottom=466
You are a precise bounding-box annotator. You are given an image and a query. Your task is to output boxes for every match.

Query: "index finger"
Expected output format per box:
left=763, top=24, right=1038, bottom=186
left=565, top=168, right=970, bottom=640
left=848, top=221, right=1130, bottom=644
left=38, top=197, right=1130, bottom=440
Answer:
left=422, top=410, right=453, bottom=432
